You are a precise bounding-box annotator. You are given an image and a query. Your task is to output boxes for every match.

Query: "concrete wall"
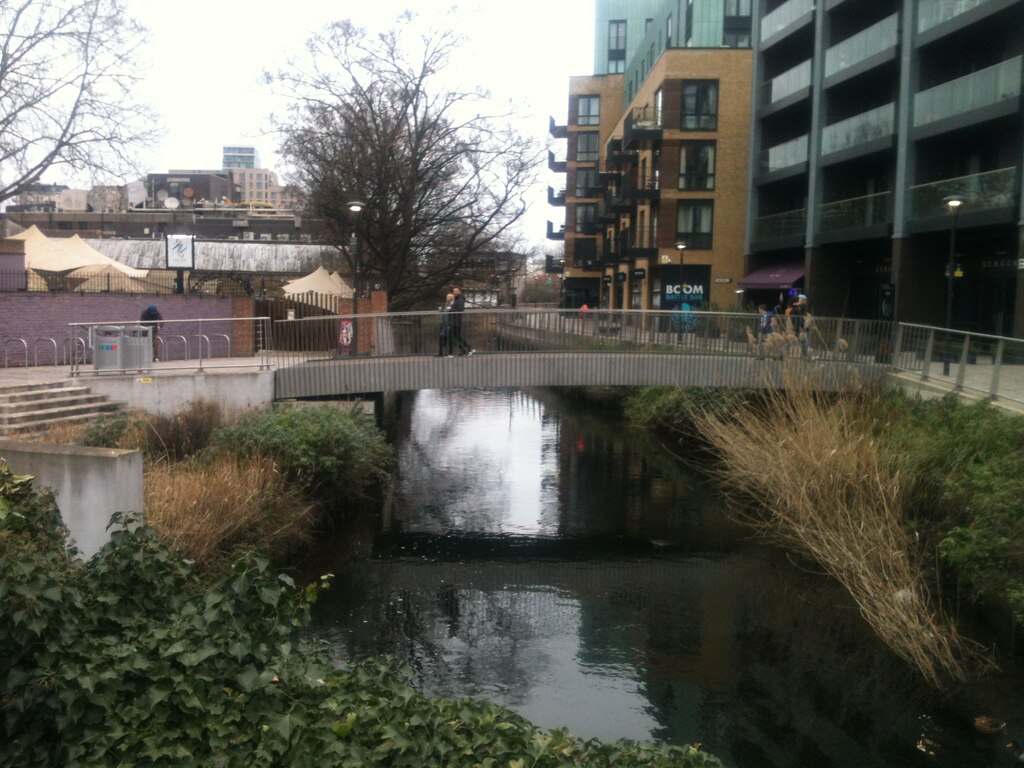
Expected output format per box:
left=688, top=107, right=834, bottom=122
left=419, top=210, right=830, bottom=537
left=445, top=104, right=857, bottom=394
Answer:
left=83, top=369, right=275, bottom=419
left=0, top=439, right=143, bottom=559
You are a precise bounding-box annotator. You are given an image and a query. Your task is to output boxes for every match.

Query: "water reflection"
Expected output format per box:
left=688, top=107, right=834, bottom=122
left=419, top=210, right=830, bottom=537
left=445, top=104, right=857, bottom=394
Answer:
left=306, top=388, right=1024, bottom=768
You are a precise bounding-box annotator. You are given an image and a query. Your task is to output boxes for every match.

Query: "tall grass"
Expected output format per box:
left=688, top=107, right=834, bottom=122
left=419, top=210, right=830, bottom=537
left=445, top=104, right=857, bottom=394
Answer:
left=145, top=454, right=315, bottom=570
left=691, top=375, right=987, bottom=687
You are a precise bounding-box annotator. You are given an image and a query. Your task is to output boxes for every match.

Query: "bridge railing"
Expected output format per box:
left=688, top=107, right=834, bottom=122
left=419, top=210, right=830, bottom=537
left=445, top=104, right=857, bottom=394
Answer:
left=893, top=323, right=1024, bottom=406
left=269, top=308, right=893, bottom=365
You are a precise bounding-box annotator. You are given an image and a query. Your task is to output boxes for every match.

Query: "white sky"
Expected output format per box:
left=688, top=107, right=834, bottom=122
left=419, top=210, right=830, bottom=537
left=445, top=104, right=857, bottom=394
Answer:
left=122, top=1, right=595, bottom=251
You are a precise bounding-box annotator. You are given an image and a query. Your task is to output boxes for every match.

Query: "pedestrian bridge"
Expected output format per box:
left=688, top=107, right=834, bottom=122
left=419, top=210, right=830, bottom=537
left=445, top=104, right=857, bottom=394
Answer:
left=271, top=308, right=893, bottom=399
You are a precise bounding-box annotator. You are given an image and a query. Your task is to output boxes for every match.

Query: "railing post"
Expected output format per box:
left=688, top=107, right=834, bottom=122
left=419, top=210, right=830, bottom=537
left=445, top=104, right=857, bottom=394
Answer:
left=989, top=338, right=1004, bottom=401
left=954, top=335, right=970, bottom=391
left=892, top=324, right=904, bottom=369
left=922, top=329, right=935, bottom=381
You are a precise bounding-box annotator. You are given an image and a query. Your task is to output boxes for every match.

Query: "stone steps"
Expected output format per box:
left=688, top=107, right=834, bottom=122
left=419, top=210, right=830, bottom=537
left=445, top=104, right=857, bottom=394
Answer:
left=0, top=381, right=126, bottom=436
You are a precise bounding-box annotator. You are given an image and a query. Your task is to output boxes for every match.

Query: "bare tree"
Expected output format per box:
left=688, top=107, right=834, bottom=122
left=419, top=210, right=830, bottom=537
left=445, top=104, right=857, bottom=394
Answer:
left=0, top=0, right=159, bottom=203
left=269, top=13, right=541, bottom=311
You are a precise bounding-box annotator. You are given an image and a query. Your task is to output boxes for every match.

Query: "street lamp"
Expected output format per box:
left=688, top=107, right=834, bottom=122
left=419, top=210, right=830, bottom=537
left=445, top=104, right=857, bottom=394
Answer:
left=943, top=194, right=964, bottom=374
left=346, top=200, right=365, bottom=356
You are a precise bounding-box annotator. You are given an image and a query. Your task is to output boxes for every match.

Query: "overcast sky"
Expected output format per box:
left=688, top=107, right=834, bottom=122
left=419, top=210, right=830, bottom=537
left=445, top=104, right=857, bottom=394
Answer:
left=123, top=1, right=595, bottom=250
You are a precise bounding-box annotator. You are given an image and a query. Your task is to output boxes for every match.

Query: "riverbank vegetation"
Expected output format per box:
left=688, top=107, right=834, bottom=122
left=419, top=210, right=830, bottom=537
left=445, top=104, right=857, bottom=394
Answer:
left=619, top=381, right=1024, bottom=685
left=0, top=460, right=722, bottom=767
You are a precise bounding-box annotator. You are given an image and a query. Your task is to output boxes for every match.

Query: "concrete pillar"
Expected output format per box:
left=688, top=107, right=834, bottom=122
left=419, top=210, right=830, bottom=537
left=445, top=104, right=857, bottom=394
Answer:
left=805, top=246, right=845, bottom=316
left=892, top=236, right=944, bottom=326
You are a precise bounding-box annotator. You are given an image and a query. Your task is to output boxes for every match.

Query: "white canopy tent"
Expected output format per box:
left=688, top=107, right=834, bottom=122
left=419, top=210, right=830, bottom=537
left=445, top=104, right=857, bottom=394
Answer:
left=9, top=226, right=148, bottom=277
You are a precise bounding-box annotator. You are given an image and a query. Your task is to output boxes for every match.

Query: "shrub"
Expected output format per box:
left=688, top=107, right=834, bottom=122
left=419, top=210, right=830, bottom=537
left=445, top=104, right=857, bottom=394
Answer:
left=207, top=405, right=393, bottom=502
left=0, top=464, right=723, bottom=768
left=145, top=454, right=316, bottom=570
left=146, top=399, right=225, bottom=461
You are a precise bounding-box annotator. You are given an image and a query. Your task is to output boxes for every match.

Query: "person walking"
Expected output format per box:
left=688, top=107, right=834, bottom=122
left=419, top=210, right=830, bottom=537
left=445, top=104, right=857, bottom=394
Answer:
left=449, top=287, right=474, bottom=356
left=139, top=303, right=163, bottom=361
left=438, top=293, right=455, bottom=357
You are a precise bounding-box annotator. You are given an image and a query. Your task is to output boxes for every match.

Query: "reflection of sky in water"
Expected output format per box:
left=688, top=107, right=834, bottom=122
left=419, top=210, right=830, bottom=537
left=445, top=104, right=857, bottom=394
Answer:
left=397, top=389, right=561, bottom=535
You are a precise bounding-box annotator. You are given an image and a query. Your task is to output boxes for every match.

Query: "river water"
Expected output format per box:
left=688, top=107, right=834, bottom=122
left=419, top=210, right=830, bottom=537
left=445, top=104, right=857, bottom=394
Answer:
left=303, top=388, right=1024, bottom=767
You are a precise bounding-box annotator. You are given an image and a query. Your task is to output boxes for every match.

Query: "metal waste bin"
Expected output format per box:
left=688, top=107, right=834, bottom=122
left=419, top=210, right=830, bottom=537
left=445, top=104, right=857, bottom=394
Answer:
left=93, top=326, right=123, bottom=371
left=122, top=325, right=153, bottom=369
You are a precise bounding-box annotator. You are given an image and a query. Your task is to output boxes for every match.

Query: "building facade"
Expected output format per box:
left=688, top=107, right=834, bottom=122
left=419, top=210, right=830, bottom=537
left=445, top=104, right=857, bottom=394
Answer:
left=550, top=0, right=754, bottom=312
left=746, top=0, right=1024, bottom=335
left=222, top=146, right=260, bottom=169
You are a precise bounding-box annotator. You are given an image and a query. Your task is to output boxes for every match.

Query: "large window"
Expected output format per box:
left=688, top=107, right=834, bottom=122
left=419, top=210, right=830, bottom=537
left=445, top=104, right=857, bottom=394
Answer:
left=681, top=81, right=718, bottom=130
left=724, top=0, right=751, bottom=13
left=608, top=20, right=626, bottom=74
left=676, top=201, right=714, bottom=249
left=576, top=132, right=599, bottom=162
left=678, top=141, right=716, bottom=190
left=723, top=0, right=752, bottom=48
left=575, top=167, right=598, bottom=198
left=576, top=96, right=600, bottom=126
left=575, top=203, right=597, bottom=234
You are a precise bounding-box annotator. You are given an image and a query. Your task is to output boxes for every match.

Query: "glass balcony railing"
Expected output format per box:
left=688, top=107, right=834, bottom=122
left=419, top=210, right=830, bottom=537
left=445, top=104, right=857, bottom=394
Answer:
left=820, top=191, right=891, bottom=232
left=914, top=56, right=1022, bottom=127
left=753, top=208, right=807, bottom=241
left=918, top=0, right=998, bottom=33
left=909, top=167, right=1018, bottom=219
left=824, top=14, right=897, bottom=78
left=820, top=103, right=895, bottom=155
left=759, top=135, right=809, bottom=174
left=763, top=59, right=812, bottom=105
left=761, top=0, right=814, bottom=41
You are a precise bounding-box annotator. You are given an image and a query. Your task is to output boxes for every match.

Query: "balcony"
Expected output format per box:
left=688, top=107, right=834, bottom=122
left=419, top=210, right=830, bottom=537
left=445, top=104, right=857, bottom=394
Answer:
left=918, top=0, right=1002, bottom=33
left=546, top=221, right=566, bottom=241
left=624, top=172, right=660, bottom=202
left=623, top=106, right=662, bottom=149
left=824, top=14, right=897, bottom=80
left=819, top=191, right=892, bottom=233
left=762, top=59, right=812, bottom=107
left=547, top=150, right=567, bottom=173
left=547, top=186, right=566, bottom=206
left=752, top=208, right=806, bottom=242
left=549, top=115, right=568, bottom=139
left=820, top=103, right=895, bottom=157
left=914, top=56, right=1022, bottom=129
left=758, top=135, right=809, bottom=175
left=908, top=167, right=1018, bottom=220
left=761, top=0, right=815, bottom=45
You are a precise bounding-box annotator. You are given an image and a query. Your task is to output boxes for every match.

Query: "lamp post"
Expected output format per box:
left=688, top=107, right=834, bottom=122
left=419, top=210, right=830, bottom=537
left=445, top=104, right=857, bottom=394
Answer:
left=675, top=241, right=687, bottom=261
left=943, top=194, right=964, bottom=374
left=346, top=200, right=365, bottom=356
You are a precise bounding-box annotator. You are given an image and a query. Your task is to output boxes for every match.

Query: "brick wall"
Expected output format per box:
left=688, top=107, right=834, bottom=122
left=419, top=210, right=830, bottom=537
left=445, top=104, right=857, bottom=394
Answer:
left=0, top=293, right=254, bottom=365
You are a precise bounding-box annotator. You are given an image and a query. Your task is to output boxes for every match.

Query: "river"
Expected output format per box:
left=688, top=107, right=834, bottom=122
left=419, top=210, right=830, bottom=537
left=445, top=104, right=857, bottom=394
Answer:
left=302, top=388, right=1024, bottom=767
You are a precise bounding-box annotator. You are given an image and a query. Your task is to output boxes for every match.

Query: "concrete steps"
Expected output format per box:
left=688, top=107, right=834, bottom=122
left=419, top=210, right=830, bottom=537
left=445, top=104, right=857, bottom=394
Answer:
left=0, top=381, right=126, bottom=436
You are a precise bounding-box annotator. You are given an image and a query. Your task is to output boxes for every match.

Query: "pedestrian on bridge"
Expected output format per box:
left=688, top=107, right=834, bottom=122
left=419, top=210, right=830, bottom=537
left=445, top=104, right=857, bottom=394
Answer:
left=450, top=287, right=474, bottom=356
left=140, top=303, right=163, bottom=362
left=438, top=293, right=455, bottom=357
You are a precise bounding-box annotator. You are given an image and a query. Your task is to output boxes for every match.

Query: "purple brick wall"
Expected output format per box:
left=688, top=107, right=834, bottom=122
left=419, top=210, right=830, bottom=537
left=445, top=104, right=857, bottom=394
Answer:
left=0, top=293, right=253, bottom=366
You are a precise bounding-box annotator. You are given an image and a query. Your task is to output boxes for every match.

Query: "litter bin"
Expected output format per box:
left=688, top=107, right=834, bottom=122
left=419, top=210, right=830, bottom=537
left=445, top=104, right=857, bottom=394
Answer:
left=122, top=325, right=153, bottom=369
left=93, top=326, right=123, bottom=371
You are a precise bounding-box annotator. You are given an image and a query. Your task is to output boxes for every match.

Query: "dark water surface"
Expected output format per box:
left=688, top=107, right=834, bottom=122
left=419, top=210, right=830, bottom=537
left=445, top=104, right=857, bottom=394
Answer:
left=303, top=388, right=1024, bottom=767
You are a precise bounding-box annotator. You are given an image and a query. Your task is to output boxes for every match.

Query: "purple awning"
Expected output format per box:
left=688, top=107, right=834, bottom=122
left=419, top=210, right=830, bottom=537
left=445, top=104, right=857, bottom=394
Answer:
left=737, top=262, right=804, bottom=290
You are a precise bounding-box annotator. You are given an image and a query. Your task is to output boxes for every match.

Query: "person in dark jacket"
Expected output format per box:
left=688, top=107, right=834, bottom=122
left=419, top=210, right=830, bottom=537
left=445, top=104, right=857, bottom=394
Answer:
left=449, top=287, right=474, bottom=356
left=438, top=293, right=455, bottom=356
left=140, top=304, right=163, bottom=361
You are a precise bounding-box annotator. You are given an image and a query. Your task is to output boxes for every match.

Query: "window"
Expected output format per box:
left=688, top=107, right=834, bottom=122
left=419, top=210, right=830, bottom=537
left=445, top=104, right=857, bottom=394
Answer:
left=676, top=201, right=714, bottom=249
left=575, top=167, right=598, bottom=198
left=576, top=132, right=599, bottom=162
left=576, top=96, right=600, bottom=126
left=723, top=31, right=751, bottom=47
left=575, top=203, right=597, bottom=234
left=609, top=58, right=625, bottom=74
left=724, top=0, right=751, bottom=47
left=678, top=141, right=716, bottom=190
left=666, top=14, right=673, bottom=47
left=681, top=81, right=718, bottom=130
left=608, top=20, right=626, bottom=74
left=724, top=0, right=752, bottom=13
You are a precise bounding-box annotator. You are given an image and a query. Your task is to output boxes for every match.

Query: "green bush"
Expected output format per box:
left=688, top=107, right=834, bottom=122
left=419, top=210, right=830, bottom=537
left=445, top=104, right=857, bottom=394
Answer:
left=207, top=405, right=393, bottom=502
left=0, top=464, right=722, bottom=768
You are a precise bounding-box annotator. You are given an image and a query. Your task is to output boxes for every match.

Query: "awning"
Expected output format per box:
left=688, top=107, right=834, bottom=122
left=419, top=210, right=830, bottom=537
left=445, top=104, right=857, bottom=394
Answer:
left=737, top=262, right=804, bottom=290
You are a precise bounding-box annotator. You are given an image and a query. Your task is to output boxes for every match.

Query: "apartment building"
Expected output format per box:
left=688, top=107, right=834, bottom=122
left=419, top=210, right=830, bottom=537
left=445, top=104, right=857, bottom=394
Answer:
left=747, top=0, right=1024, bottom=335
left=550, top=0, right=754, bottom=312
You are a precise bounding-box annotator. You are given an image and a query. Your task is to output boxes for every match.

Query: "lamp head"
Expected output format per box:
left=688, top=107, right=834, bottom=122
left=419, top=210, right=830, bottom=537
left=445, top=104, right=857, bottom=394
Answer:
left=943, top=195, right=964, bottom=212
left=675, top=241, right=687, bottom=251
left=346, top=200, right=365, bottom=213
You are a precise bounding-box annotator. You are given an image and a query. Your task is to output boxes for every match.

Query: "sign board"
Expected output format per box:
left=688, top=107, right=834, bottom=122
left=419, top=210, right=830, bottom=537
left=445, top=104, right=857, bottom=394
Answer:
left=714, top=277, right=732, bottom=283
left=165, top=235, right=195, bottom=269
left=631, top=269, right=646, bottom=279
left=615, top=272, right=627, bottom=283
left=602, top=275, right=612, bottom=285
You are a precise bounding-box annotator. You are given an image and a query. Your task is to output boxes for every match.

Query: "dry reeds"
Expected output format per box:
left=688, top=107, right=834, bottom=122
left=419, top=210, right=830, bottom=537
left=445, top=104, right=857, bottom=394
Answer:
left=144, top=454, right=316, bottom=570
left=693, top=378, right=986, bottom=687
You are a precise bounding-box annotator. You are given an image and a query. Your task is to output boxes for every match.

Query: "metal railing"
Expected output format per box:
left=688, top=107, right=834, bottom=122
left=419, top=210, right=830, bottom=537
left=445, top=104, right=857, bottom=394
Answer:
left=66, top=316, right=271, bottom=376
left=892, top=324, right=1024, bottom=407
left=266, top=308, right=892, bottom=366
